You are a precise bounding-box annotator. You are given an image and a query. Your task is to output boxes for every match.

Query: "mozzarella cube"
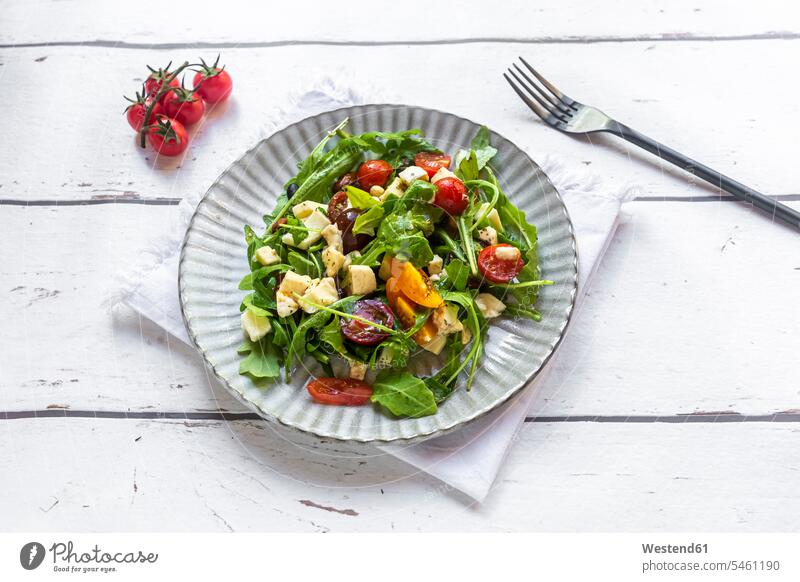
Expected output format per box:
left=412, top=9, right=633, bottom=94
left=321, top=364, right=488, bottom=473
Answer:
left=349, top=360, right=367, bottom=380
left=241, top=309, right=272, bottom=342
left=495, top=245, right=521, bottom=262
left=478, top=226, right=498, bottom=246
left=254, top=245, right=281, bottom=266
left=322, top=246, right=345, bottom=277
left=477, top=202, right=503, bottom=231
left=475, top=293, right=506, bottom=319
left=433, top=303, right=463, bottom=335
left=278, top=270, right=313, bottom=297
left=383, top=176, right=405, bottom=199
left=300, top=277, right=339, bottom=313
left=321, top=223, right=343, bottom=253
left=398, top=166, right=429, bottom=186
left=430, top=167, right=457, bottom=184
left=281, top=233, right=295, bottom=247
left=346, top=265, right=377, bottom=296
left=292, top=201, right=327, bottom=220
left=420, top=333, right=447, bottom=355
left=276, top=291, right=299, bottom=318
left=297, top=209, right=331, bottom=250
left=428, top=254, right=443, bottom=275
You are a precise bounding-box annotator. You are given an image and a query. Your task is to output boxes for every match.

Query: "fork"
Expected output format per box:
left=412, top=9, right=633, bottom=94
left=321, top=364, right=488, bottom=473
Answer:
left=504, top=57, right=800, bottom=231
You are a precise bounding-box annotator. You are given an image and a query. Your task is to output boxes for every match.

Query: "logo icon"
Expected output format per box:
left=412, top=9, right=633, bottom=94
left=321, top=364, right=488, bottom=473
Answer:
left=20, top=542, right=45, bottom=570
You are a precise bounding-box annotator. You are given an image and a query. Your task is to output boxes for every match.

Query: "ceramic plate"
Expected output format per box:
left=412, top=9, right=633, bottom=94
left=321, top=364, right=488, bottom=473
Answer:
left=179, top=104, right=577, bottom=443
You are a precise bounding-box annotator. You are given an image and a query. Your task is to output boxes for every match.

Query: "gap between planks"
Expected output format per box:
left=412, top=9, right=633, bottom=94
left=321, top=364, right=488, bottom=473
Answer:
left=1, top=410, right=799, bottom=423
left=2, top=31, right=799, bottom=50
left=2, top=194, right=799, bottom=207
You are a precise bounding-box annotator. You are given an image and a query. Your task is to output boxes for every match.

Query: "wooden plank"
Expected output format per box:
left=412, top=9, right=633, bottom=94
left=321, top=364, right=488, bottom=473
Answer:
left=0, top=40, right=798, bottom=203
left=2, top=1, right=797, bottom=46
left=2, top=200, right=798, bottom=415
left=0, top=417, right=796, bottom=531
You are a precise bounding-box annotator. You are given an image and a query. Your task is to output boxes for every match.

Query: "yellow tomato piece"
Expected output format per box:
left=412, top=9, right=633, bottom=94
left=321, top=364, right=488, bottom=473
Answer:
left=396, top=262, right=443, bottom=308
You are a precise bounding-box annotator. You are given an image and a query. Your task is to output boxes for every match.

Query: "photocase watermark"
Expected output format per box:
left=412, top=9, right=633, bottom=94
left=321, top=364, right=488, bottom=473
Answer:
left=18, top=540, right=158, bottom=574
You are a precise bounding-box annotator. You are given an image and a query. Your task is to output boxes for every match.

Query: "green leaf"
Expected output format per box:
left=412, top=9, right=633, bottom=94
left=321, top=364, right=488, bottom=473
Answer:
left=424, top=376, right=456, bottom=404
left=287, top=250, right=319, bottom=278
left=391, top=234, right=433, bottom=267
left=345, top=185, right=379, bottom=209
left=400, top=180, right=436, bottom=204
left=469, top=126, right=498, bottom=170
left=319, top=315, right=349, bottom=358
left=374, top=335, right=413, bottom=369
left=242, top=294, right=270, bottom=317
left=352, top=204, right=385, bottom=236
left=455, top=150, right=480, bottom=182
left=238, top=337, right=281, bottom=380
left=371, top=369, right=437, bottom=418
left=238, top=264, right=288, bottom=291
left=355, top=129, right=438, bottom=166
left=444, top=259, right=470, bottom=291
left=288, top=296, right=360, bottom=371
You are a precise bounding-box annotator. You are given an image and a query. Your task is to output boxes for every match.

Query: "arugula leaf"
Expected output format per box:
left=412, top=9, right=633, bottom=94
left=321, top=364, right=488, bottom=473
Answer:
left=371, top=369, right=437, bottom=418
left=353, top=204, right=385, bottom=236
left=400, top=180, right=436, bottom=204
left=238, top=337, right=281, bottom=380
left=391, top=234, right=433, bottom=267
left=455, top=150, right=479, bottom=182
left=374, top=335, right=413, bottom=369
left=345, top=185, right=379, bottom=209
left=241, top=293, right=271, bottom=317
left=354, top=129, right=438, bottom=166
left=424, top=376, right=456, bottom=404
left=238, top=264, right=288, bottom=291
left=287, top=250, right=319, bottom=278
left=319, top=315, right=349, bottom=358
left=470, top=126, right=498, bottom=170
left=444, top=259, right=470, bottom=291
left=287, top=296, right=360, bottom=375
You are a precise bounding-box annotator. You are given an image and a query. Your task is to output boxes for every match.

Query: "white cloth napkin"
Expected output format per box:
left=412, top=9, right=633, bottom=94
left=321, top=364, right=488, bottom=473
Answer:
left=114, top=80, right=635, bottom=502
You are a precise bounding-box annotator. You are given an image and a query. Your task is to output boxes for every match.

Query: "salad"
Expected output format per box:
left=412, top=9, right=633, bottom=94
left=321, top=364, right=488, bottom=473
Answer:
left=237, top=120, right=552, bottom=418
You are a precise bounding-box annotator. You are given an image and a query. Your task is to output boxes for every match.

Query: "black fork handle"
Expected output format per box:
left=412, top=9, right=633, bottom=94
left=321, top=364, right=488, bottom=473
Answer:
left=609, top=122, right=800, bottom=230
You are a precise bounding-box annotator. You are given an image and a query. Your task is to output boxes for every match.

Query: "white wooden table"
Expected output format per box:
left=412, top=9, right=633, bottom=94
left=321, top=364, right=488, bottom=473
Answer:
left=2, top=0, right=799, bottom=532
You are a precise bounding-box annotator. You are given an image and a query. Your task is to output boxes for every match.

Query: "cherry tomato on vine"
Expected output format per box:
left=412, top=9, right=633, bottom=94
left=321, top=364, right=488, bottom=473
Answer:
left=432, top=177, right=468, bottom=216
left=414, top=152, right=452, bottom=178
left=193, top=56, right=232, bottom=104
left=147, top=115, right=189, bottom=157
left=477, top=243, right=525, bottom=283
left=162, top=87, right=205, bottom=127
left=125, top=91, right=162, bottom=132
left=307, top=378, right=373, bottom=406
left=144, top=67, right=180, bottom=101
left=357, top=159, right=392, bottom=190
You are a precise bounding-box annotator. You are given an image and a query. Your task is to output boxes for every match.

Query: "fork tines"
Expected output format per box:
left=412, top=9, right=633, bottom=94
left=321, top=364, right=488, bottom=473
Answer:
left=504, top=57, right=576, bottom=126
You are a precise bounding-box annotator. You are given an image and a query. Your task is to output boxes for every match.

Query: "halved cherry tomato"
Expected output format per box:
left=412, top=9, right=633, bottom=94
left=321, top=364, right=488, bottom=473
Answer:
left=162, top=87, right=206, bottom=127
left=478, top=243, right=525, bottom=283
left=307, top=377, right=372, bottom=406
left=333, top=172, right=358, bottom=192
left=147, top=115, right=189, bottom=157
left=357, top=159, right=393, bottom=190
left=414, top=152, right=452, bottom=178
left=340, top=299, right=395, bottom=346
left=396, top=262, right=442, bottom=308
left=433, top=177, right=468, bottom=216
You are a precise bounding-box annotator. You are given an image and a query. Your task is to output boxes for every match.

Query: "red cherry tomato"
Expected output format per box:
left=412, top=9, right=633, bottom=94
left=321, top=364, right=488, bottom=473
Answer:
left=193, top=68, right=233, bottom=104
left=327, top=190, right=349, bottom=223
left=414, top=152, right=452, bottom=178
left=144, top=71, right=179, bottom=102
left=433, top=177, right=468, bottom=216
left=340, top=299, right=396, bottom=346
left=357, top=159, right=393, bottom=190
left=307, top=377, right=372, bottom=406
left=478, top=243, right=525, bottom=283
left=147, top=116, right=189, bottom=157
left=126, top=98, right=162, bottom=132
left=162, top=88, right=206, bottom=127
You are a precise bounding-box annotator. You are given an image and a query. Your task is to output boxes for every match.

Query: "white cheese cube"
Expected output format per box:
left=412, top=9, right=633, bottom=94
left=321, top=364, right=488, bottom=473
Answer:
left=322, top=246, right=345, bottom=277
left=281, top=233, right=295, bottom=247
left=278, top=270, right=313, bottom=297
left=276, top=291, right=299, bottom=318
left=433, top=303, right=464, bottom=335
left=321, top=223, right=343, bottom=253
left=430, top=167, right=457, bottom=184
left=475, top=293, right=506, bottom=319
left=398, top=166, right=429, bottom=186
left=300, top=277, right=339, bottom=313
left=297, top=209, right=331, bottom=250
left=241, top=309, right=272, bottom=342
left=346, top=264, right=377, bottom=296
left=254, top=245, right=281, bottom=266
left=428, top=254, right=443, bottom=275
left=420, top=333, right=447, bottom=355
left=292, top=201, right=327, bottom=220
left=495, top=245, right=521, bottom=262
left=478, top=226, right=498, bottom=246
left=349, top=360, right=367, bottom=380
left=477, top=202, right=503, bottom=231
left=383, top=176, right=405, bottom=199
